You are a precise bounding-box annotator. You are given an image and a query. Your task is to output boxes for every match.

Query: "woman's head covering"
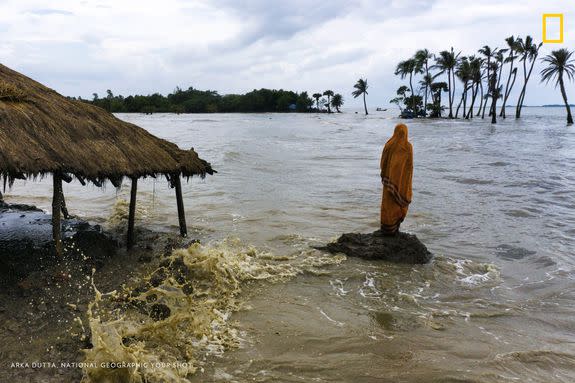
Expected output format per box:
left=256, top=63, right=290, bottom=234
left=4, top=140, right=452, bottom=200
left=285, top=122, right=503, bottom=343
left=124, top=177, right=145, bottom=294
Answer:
left=385, top=123, right=409, bottom=148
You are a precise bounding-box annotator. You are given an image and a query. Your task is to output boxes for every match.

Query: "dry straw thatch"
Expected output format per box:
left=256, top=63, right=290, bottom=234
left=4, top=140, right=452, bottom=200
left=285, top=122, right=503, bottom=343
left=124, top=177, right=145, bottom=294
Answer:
left=0, top=63, right=214, bottom=185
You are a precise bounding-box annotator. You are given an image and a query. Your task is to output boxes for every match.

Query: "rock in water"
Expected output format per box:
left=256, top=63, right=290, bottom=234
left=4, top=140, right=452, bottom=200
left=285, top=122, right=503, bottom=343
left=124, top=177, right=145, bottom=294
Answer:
left=0, top=202, right=118, bottom=283
left=318, top=231, right=432, bottom=264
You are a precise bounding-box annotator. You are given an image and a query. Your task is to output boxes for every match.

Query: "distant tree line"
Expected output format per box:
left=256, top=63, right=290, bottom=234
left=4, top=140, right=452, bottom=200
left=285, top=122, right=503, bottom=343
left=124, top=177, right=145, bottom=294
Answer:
left=75, top=87, right=347, bottom=114
left=392, top=35, right=575, bottom=124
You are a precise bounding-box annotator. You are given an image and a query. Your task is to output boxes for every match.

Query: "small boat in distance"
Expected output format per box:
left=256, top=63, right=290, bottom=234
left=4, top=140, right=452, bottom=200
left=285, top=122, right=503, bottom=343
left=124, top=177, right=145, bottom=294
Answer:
left=376, top=107, right=387, bottom=111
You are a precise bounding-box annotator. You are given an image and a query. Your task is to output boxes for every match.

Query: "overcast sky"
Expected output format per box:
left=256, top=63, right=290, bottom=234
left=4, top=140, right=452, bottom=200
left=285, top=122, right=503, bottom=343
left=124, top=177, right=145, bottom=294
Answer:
left=1, top=0, right=574, bottom=107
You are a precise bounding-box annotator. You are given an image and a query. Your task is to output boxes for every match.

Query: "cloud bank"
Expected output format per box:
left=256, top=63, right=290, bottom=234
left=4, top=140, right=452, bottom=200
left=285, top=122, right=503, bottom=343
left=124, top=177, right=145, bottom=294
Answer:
left=0, top=0, right=573, bottom=106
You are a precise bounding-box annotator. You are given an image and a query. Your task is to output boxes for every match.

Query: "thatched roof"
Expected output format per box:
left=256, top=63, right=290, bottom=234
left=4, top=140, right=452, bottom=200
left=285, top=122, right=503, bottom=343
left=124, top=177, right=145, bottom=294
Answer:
left=0, top=64, right=214, bottom=185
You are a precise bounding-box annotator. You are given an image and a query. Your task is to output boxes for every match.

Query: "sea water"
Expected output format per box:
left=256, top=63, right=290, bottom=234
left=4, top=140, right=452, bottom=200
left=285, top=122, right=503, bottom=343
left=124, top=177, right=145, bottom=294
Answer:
left=6, top=107, right=575, bottom=382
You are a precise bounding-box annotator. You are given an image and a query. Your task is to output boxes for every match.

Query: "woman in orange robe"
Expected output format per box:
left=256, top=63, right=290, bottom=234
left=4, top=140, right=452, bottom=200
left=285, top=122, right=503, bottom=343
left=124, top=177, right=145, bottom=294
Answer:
left=380, top=123, right=413, bottom=234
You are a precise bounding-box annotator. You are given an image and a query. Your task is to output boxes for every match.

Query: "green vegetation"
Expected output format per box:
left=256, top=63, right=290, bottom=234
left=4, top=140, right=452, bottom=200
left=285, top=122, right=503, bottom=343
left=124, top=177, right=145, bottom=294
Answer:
left=81, top=87, right=320, bottom=114
left=323, top=90, right=334, bottom=113
left=393, top=35, right=573, bottom=124
left=331, top=93, right=343, bottom=112
left=352, top=78, right=369, bottom=115
left=541, top=48, right=575, bottom=124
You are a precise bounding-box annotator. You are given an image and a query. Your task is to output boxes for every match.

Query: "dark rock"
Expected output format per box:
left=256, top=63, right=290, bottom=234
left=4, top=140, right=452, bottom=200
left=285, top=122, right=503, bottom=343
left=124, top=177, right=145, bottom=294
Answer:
left=149, top=303, right=171, bottom=321
left=182, top=283, right=194, bottom=295
left=149, top=268, right=167, bottom=287
left=138, top=253, right=153, bottom=263
left=0, top=202, right=118, bottom=285
left=146, top=293, right=157, bottom=302
left=317, top=231, right=432, bottom=264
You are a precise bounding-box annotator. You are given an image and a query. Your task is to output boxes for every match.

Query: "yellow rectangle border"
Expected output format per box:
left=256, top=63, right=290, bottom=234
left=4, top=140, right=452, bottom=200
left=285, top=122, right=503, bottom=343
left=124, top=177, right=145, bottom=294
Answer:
left=543, top=14, right=564, bottom=43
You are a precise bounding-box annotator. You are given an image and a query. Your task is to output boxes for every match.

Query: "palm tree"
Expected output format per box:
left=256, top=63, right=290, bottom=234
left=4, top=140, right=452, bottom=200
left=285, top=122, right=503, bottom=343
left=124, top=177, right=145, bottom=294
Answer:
left=541, top=49, right=575, bottom=124
left=419, top=73, right=434, bottom=109
left=395, top=59, right=420, bottom=114
left=415, top=49, right=432, bottom=116
left=323, top=90, right=334, bottom=113
left=331, top=93, right=343, bottom=112
left=312, top=93, right=322, bottom=111
left=478, top=45, right=497, bottom=118
left=434, top=48, right=459, bottom=118
left=492, top=49, right=508, bottom=118
left=488, top=61, right=502, bottom=123
left=515, top=36, right=542, bottom=118
left=455, top=57, right=471, bottom=118
left=352, top=78, right=369, bottom=115
left=429, top=81, right=448, bottom=117
left=500, top=36, right=520, bottom=118
left=466, top=56, right=483, bottom=119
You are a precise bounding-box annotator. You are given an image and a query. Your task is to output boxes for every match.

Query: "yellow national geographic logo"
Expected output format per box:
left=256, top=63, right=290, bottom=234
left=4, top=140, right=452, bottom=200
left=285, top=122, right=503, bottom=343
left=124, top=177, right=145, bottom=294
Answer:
left=542, top=14, right=564, bottom=43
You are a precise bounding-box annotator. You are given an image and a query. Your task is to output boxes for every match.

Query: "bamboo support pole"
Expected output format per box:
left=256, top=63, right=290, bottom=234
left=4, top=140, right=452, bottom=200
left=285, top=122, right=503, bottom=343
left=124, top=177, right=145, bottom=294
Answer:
left=173, top=174, right=187, bottom=237
left=52, top=174, right=63, bottom=256
left=127, top=177, right=138, bottom=250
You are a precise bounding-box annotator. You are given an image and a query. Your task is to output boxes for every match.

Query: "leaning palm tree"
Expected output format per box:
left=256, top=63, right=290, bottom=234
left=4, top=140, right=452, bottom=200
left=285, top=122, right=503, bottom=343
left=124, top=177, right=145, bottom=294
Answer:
left=466, top=56, right=483, bottom=119
left=515, top=36, right=542, bottom=118
left=312, top=93, right=322, bottom=111
left=455, top=57, right=471, bottom=118
left=323, top=90, right=334, bottom=113
left=500, top=36, right=520, bottom=118
left=415, top=49, right=433, bottom=116
left=541, top=49, right=575, bottom=124
left=478, top=45, right=497, bottom=118
left=395, top=59, right=420, bottom=114
left=491, top=49, right=508, bottom=118
left=352, top=78, right=369, bottom=115
left=434, top=48, right=459, bottom=118
left=331, top=93, right=343, bottom=112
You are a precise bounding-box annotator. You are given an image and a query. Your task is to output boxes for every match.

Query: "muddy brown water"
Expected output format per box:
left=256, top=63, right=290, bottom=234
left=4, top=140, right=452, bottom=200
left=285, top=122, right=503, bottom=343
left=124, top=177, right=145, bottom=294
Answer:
left=3, top=107, right=575, bottom=382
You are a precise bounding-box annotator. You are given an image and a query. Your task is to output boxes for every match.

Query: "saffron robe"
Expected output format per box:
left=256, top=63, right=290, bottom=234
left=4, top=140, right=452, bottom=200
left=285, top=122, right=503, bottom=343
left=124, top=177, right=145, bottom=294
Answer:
left=380, top=124, right=413, bottom=233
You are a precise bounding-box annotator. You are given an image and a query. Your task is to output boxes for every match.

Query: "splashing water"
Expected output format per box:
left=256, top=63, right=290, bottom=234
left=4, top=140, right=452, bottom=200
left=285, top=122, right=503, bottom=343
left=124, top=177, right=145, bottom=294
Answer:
left=80, top=239, right=345, bottom=383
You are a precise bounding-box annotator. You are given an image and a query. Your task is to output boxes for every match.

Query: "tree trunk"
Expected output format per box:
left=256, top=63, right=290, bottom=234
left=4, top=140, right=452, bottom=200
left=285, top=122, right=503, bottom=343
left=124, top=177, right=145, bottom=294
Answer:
left=448, top=69, right=453, bottom=118
left=52, top=174, right=63, bottom=256
left=481, top=59, right=491, bottom=119
left=493, top=61, right=504, bottom=117
left=424, top=62, right=429, bottom=116
left=409, top=73, right=416, bottom=115
left=467, top=83, right=479, bottom=119
left=500, top=53, right=515, bottom=118
left=515, top=55, right=538, bottom=118
left=560, top=76, right=574, bottom=124
left=127, top=177, right=138, bottom=250
left=476, top=78, right=484, bottom=117
left=363, top=92, right=368, bottom=115
left=455, top=85, right=466, bottom=119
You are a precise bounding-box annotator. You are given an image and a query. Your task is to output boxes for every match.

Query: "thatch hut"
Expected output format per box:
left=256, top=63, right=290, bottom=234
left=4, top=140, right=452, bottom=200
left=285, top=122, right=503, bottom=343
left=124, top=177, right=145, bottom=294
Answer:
left=0, top=64, right=214, bottom=255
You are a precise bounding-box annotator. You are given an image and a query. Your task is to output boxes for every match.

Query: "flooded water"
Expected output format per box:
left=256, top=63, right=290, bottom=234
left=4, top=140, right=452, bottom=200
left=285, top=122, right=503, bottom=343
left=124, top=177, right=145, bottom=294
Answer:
left=5, top=107, right=575, bottom=382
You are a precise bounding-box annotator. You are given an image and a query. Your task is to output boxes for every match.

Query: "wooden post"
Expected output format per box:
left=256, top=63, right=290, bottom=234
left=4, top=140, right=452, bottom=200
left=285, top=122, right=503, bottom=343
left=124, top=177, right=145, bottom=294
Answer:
left=60, top=187, right=70, bottom=219
left=127, top=177, right=138, bottom=250
left=173, top=174, right=187, bottom=237
left=52, top=173, right=63, bottom=256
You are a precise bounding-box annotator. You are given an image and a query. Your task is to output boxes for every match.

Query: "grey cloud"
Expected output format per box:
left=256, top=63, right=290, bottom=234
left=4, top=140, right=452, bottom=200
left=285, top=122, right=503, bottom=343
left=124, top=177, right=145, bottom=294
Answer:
left=25, top=8, right=74, bottom=16
left=201, top=0, right=354, bottom=47
left=301, top=47, right=374, bottom=71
